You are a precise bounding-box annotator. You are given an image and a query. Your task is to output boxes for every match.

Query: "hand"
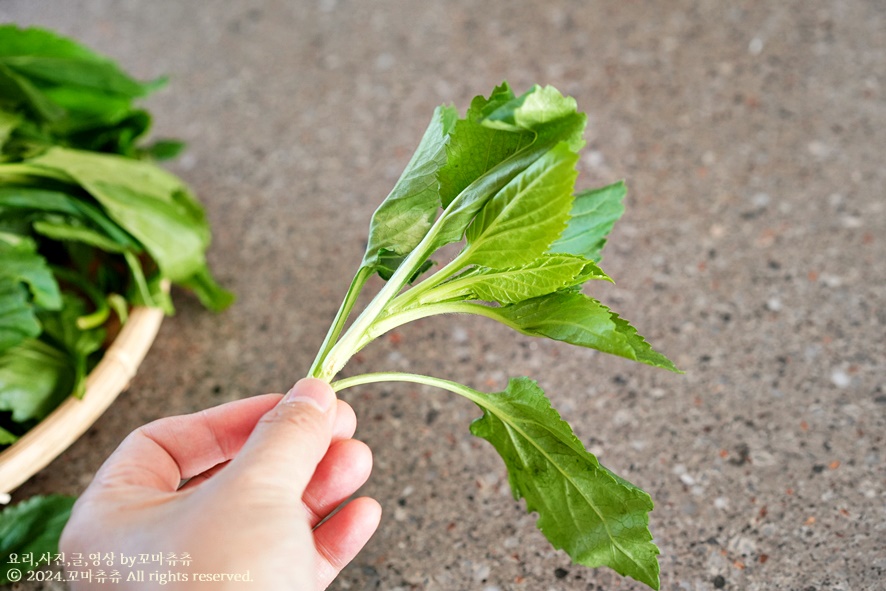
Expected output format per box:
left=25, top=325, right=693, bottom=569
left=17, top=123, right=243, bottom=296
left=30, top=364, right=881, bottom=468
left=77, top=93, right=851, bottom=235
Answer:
left=61, top=378, right=381, bottom=590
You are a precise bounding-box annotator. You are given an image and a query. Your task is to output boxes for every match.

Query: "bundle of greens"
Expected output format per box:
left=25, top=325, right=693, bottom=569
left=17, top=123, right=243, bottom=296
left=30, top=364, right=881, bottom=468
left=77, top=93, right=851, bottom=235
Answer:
left=311, top=83, right=679, bottom=589
left=0, top=25, right=232, bottom=446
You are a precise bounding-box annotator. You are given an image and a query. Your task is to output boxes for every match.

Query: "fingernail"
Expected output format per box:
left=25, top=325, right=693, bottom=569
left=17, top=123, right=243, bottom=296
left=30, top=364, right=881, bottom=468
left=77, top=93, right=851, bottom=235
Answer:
left=282, top=378, right=334, bottom=412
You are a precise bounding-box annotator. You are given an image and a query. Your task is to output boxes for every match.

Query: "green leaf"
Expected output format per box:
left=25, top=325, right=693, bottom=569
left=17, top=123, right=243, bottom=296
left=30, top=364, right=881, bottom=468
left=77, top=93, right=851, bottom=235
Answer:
left=0, top=108, right=22, bottom=150
left=0, top=282, right=41, bottom=353
left=178, top=267, right=235, bottom=313
left=28, top=147, right=210, bottom=281
left=141, top=139, right=186, bottom=161
left=0, top=425, right=17, bottom=445
left=480, top=292, right=680, bottom=372
left=0, top=339, right=74, bottom=422
left=0, top=25, right=158, bottom=98
left=38, top=293, right=105, bottom=398
left=0, top=185, right=142, bottom=250
left=32, top=218, right=128, bottom=253
left=430, top=87, right=586, bottom=253
left=0, top=237, right=62, bottom=310
left=418, top=254, right=608, bottom=306
left=550, top=181, right=626, bottom=263
left=0, top=494, right=76, bottom=585
left=362, top=105, right=457, bottom=271
left=461, top=142, right=578, bottom=268
left=0, top=62, right=64, bottom=122
left=467, top=377, right=659, bottom=589
left=375, top=249, right=434, bottom=284
left=437, top=83, right=534, bottom=208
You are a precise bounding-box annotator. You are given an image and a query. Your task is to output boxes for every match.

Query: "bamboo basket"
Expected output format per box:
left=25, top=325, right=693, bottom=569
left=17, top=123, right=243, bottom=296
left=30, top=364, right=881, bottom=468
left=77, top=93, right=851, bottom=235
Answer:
left=0, top=304, right=164, bottom=495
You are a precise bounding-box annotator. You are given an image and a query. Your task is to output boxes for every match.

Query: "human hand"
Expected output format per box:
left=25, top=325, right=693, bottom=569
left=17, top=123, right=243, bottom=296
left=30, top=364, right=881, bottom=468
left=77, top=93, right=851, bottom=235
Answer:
left=60, top=378, right=381, bottom=590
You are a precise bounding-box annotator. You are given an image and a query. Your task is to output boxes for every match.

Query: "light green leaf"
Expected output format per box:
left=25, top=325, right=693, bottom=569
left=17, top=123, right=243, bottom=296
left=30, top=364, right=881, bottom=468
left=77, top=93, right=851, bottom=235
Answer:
left=479, top=85, right=586, bottom=153
left=468, top=377, right=660, bottom=589
left=0, top=108, right=21, bottom=149
left=0, top=425, right=17, bottom=445
left=437, top=83, right=534, bottom=208
left=431, top=88, right=586, bottom=252
left=461, top=142, right=578, bottom=268
left=419, top=254, right=608, bottom=306
left=550, top=181, right=626, bottom=263
left=0, top=235, right=61, bottom=311
left=0, top=494, right=76, bottom=585
left=480, top=292, right=680, bottom=372
left=28, top=147, right=210, bottom=281
left=362, top=105, right=457, bottom=271
left=0, top=282, right=40, bottom=353
left=0, top=339, right=74, bottom=423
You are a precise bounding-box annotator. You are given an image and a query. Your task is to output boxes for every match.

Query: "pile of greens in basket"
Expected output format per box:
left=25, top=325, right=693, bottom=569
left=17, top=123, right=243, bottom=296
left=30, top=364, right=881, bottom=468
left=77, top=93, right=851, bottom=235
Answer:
left=0, top=25, right=232, bottom=447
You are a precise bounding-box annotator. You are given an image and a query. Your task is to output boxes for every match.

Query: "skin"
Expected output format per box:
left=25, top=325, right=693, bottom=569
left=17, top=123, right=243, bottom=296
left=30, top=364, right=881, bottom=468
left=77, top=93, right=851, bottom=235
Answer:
left=60, top=378, right=381, bottom=590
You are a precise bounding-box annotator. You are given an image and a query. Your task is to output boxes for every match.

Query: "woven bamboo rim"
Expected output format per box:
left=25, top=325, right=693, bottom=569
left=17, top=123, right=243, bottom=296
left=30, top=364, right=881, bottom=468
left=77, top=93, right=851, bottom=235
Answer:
left=0, top=304, right=164, bottom=495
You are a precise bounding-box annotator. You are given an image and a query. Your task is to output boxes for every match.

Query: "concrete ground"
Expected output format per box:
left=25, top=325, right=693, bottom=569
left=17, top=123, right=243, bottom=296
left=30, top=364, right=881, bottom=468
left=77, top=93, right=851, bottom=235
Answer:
left=3, top=1, right=884, bottom=590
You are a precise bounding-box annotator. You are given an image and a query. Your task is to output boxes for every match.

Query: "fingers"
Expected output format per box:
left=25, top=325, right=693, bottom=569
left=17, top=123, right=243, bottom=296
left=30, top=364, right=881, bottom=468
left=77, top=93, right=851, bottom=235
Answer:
left=91, top=382, right=359, bottom=493
left=303, top=439, right=373, bottom=527
left=93, top=393, right=284, bottom=491
left=223, top=379, right=338, bottom=497
left=331, top=399, right=357, bottom=441
left=313, top=497, right=382, bottom=590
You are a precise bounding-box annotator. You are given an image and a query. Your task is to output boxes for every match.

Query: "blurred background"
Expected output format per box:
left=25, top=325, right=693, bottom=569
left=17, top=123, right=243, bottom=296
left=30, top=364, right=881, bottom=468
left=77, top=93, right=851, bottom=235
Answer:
left=3, top=1, right=883, bottom=590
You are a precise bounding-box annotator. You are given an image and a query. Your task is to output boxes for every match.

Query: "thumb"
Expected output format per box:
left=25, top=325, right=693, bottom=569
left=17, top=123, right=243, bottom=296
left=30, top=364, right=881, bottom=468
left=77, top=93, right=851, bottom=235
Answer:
left=226, top=378, right=337, bottom=497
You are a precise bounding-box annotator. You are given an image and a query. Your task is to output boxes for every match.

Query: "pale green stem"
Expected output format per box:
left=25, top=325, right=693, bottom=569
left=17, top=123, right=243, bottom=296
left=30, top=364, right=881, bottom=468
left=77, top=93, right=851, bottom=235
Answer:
left=387, top=248, right=473, bottom=312
left=308, top=266, right=372, bottom=378
left=332, top=371, right=482, bottom=405
left=359, top=301, right=492, bottom=346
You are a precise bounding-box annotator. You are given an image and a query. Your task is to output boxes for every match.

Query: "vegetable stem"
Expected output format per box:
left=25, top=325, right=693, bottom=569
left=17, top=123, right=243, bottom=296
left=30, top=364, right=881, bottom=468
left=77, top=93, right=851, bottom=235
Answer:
left=308, top=265, right=372, bottom=378
left=332, top=371, right=482, bottom=405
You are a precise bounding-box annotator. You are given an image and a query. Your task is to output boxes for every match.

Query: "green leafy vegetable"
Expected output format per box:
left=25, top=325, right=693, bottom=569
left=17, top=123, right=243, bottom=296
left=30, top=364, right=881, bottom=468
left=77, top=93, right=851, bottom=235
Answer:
left=0, top=25, right=231, bottom=447
left=0, top=495, right=76, bottom=585
left=307, top=82, right=680, bottom=588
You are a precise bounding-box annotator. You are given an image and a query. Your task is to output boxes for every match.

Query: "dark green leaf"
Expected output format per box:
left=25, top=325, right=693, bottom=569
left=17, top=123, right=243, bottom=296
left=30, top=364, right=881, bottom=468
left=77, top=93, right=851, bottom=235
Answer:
left=480, top=292, right=680, bottom=372
left=141, top=139, right=186, bottom=161
left=0, top=185, right=143, bottom=250
left=0, top=494, right=76, bottom=585
left=0, top=282, right=41, bottom=353
left=0, top=62, right=64, bottom=122
left=375, top=249, right=434, bottom=284
left=32, top=218, right=128, bottom=253
left=0, top=339, right=74, bottom=422
left=0, top=25, right=159, bottom=98
left=550, top=181, right=626, bottom=263
left=362, top=105, right=457, bottom=272
left=38, top=294, right=104, bottom=398
left=178, top=267, right=235, bottom=313
left=468, top=377, right=660, bottom=589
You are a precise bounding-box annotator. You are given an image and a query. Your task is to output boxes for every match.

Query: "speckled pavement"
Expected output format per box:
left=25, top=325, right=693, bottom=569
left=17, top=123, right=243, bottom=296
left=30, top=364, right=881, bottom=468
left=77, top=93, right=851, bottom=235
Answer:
left=3, top=2, right=884, bottom=590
